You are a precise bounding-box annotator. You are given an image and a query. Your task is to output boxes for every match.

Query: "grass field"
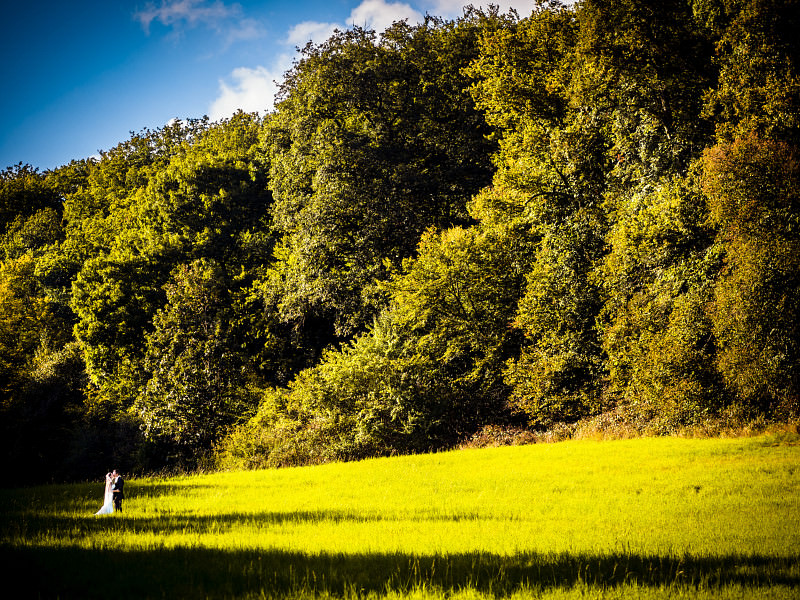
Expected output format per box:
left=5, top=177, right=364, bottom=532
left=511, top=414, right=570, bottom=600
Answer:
left=1, top=434, right=799, bottom=599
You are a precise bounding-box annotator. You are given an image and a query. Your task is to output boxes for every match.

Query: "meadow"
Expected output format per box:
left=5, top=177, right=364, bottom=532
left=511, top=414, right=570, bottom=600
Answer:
left=1, top=433, right=799, bottom=599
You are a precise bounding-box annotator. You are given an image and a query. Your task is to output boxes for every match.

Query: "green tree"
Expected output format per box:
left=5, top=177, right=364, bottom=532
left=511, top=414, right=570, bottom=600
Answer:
left=219, top=197, right=535, bottom=467
left=71, top=251, right=167, bottom=411
left=70, top=113, right=272, bottom=414
left=468, top=2, right=609, bottom=425
left=569, top=0, right=725, bottom=428
left=704, top=135, right=800, bottom=415
left=690, top=0, right=800, bottom=418
left=385, top=212, right=533, bottom=440
left=598, top=171, right=725, bottom=426
left=578, top=0, right=714, bottom=143
left=700, top=0, right=800, bottom=144
left=135, top=259, right=258, bottom=462
left=264, top=13, right=499, bottom=338
left=0, top=247, right=92, bottom=485
left=0, top=255, right=55, bottom=396
left=0, top=164, right=62, bottom=233
left=0, top=341, right=89, bottom=485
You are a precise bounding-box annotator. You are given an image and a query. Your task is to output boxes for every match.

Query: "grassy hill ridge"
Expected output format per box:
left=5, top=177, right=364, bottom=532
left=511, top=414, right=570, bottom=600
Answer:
left=2, top=434, right=799, bottom=598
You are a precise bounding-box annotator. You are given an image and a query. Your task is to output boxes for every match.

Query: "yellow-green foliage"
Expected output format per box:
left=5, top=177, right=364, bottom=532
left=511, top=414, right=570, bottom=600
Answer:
left=2, top=435, right=798, bottom=599
left=703, top=136, right=800, bottom=413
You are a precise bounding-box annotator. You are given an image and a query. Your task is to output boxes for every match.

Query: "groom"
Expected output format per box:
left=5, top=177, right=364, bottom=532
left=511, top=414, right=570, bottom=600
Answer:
left=112, top=469, right=125, bottom=512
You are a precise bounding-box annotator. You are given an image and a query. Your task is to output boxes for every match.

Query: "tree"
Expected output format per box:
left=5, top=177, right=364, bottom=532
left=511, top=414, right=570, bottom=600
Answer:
left=566, top=0, right=725, bottom=428
left=578, top=0, right=714, bottom=143
left=70, top=113, right=273, bottom=413
left=468, top=2, right=609, bottom=425
left=0, top=250, right=91, bottom=485
left=264, top=13, right=499, bottom=338
left=704, top=135, right=800, bottom=415
left=135, top=259, right=257, bottom=462
left=385, top=210, right=533, bottom=440
left=0, top=164, right=62, bottom=233
left=700, top=0, right=800, bottom=144
left=0, top=255, right=54, bottom=397
left=696, top=0, right=800, bottom=417
left=598, top=171, right=725, bottom=426
left=219, top=196, right=535, bottom=467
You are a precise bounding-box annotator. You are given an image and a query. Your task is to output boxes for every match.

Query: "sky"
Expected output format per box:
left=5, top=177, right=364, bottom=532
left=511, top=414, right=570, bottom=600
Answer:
left=1, top=0, right=541, bottom=172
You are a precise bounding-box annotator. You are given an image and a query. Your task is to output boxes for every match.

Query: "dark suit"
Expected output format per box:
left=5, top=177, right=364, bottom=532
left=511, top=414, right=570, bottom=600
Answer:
left=113, top=476, right=124, bottom=512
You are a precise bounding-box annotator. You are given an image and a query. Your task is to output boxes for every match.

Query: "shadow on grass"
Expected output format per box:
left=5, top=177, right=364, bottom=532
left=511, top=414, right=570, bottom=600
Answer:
left=1, top=542, right=798, bottom=599
left=2, top=510, right=799, bottom=598
left=0, top=509, right=527, bottom=541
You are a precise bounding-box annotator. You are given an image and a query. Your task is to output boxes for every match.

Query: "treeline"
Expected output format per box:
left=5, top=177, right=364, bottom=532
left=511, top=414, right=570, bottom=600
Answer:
left=1, top=0, right=798, bottom=484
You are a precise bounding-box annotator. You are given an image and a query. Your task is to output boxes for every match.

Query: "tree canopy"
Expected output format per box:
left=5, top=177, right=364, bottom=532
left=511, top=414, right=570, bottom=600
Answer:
left=1, top=0, right=798, bottom=483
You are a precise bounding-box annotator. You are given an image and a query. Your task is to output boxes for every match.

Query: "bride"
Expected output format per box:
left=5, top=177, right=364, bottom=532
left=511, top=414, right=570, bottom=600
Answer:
left=95, top=472, right=114, bottom=515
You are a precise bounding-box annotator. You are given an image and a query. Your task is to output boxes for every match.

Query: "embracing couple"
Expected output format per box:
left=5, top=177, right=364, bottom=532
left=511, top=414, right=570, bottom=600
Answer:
left=95, top=469, right=124, bottom=515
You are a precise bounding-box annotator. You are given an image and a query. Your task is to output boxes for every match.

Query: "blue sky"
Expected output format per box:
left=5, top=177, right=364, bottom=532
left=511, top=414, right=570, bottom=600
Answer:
left=1, top=0, right=537, bottom=171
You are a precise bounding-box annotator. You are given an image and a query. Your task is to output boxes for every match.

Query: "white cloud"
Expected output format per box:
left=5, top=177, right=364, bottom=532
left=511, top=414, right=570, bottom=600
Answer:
left=209, top=62, right=291, bottom=119
left=348, top=0, right=424, bottom=33
left=419, top=0, right=469, bottom=17
left=419, top=1, right=570, bottom=19
left=134, top=0, right=267, bottom=47
left=287, top=21, right=340, bottom=47
left=225, top=17, right=266, bottom=44
left=135, top=0, right=239, bottom=33
left=287, top=0, right=428, bottom=46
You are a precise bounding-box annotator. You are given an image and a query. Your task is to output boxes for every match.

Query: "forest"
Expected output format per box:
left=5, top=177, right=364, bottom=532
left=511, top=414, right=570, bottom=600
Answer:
left=1, top=0, right=798, bottom=485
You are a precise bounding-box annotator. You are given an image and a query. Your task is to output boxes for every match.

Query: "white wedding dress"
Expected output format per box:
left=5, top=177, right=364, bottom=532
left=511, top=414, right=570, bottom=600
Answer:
left=95, top=480, right=114, bottom=515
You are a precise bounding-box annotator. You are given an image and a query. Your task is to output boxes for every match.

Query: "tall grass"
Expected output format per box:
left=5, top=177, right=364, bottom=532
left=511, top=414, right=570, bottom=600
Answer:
left=1, top=434, right=798, bottom=598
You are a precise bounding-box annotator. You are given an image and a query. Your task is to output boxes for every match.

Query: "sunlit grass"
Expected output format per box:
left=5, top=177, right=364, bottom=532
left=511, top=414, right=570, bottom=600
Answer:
left=2, top=434, right=799, bottom=598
